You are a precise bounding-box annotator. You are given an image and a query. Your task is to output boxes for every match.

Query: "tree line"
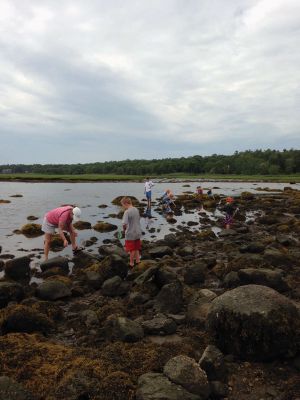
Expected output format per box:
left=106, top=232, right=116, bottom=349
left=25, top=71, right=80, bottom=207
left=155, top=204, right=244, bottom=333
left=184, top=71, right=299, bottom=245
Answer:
left=2, top=149, right=300, bottom=175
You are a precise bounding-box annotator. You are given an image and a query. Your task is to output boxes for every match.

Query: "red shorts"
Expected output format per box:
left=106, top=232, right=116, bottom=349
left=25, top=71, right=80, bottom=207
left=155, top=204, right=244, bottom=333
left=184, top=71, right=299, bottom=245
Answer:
left=125, top=239, right=141, bottom=252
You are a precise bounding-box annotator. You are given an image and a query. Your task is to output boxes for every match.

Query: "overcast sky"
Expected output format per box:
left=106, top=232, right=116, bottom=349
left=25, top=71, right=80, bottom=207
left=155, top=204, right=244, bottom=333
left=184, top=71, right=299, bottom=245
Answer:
left=0, top=0, right=299, bottom=164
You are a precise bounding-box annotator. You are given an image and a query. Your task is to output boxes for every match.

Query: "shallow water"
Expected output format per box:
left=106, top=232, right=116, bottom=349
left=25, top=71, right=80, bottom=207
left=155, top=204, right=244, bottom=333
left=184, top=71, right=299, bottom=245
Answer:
left=0, top=180, right=295, bottom=263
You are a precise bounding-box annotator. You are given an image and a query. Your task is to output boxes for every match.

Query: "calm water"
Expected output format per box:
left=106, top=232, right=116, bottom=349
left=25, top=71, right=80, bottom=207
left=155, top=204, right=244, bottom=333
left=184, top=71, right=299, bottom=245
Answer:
left=0, top=180, right=295, bottom=262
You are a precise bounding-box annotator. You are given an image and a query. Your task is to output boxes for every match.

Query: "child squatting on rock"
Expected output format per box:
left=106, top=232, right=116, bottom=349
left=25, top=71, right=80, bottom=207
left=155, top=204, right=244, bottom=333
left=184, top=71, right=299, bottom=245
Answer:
left=41, top=205, right=82, bottom=260
left=121, top=196, right=142, bottom=269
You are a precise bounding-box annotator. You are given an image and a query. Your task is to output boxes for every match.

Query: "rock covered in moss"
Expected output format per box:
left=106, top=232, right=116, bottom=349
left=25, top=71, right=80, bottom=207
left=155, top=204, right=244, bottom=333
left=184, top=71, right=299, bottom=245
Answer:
left=93, top=222, right=118, bottom=232
left=104, top=315, right=144, bottom=342
left=0, top=376, right=34, bottom=400
left=207, top=284, right=300, bottom=361
left=4, top=256, right=31, bottom=281
left=36, top=280, right=72, bottom=301
left=20, top=223, right=43, bottom=237
left=111, top=196, right=140, bottom=206
left=73, top=220, right=92, bottom=230
left=163, top=355, right=210, bottom=397
left=0, top=282, right=24, bottom=308
left=136, top=372, right=202, bottom=400
left=0, top=304, right=53, bottom=335
left=40, top=256, right=69, bottom=274
left=27, top=215, right=39, bottom=221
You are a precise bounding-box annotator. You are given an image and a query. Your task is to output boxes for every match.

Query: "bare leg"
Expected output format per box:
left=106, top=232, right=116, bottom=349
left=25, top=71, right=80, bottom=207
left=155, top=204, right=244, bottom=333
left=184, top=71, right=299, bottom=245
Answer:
left=134, top=250, right=140, bottom=264
left=129, top=251, right=135, bottom=267
left=44, top=233, right=52, bottom=260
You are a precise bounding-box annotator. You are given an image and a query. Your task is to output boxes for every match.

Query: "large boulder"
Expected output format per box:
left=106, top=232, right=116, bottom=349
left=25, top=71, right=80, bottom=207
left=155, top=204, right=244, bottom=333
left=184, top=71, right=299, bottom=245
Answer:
left=142, top=315, right=177, bottom=335
left=237, top=268, right=289, bottom=292
left=136, top=373, right=202, bottom=400
left=199, top=345, right=227, bottom=381
left=184, top=262, right=207, bottom=285
left=36, top=280, right=72, bottom=301
left=98, top=244, right=128, bottom=259
left=149, top=246, right=173, bottom=258
left=0, top=282, right=24, bottom=308
left=4, top=256, right=31, bottom=281
left=0, top=304, right=53, bottom=334
left=93, top=222, right=118, bottom=232
left=102, top=276, right=130, bottom=297
left=164, top=355, right=210, bottom=397
left=207, top=285, right=300, bottom=361
left=40, top=257, right=69, bottom=274
left=104, top=316, right=144, bottom=342
left=20, top=223, right=43, bottom=237
left=155, top=281, right=183, bottom=314
left=186, top=290, right=217, bottom=327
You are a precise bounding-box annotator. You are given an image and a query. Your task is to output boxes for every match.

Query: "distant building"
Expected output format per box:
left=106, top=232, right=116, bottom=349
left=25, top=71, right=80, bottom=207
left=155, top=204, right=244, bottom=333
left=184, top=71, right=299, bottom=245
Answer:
left=1, top=169, right=12, bottom=174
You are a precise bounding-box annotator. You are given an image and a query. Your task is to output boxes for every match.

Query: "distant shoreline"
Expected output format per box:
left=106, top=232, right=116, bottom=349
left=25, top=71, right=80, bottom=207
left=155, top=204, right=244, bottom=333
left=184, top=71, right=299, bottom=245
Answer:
left=0, top=173, right=300, bottom=184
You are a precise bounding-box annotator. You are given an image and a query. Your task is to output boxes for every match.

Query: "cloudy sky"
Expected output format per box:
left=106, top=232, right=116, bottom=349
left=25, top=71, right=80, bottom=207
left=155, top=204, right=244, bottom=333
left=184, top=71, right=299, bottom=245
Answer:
left=0, top=0, right=299, bottom=163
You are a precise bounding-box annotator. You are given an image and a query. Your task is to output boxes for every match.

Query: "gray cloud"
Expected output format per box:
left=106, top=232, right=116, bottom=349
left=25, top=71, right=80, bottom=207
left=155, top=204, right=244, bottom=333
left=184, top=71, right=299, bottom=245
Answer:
left=0, top=0, right=299, bottom=163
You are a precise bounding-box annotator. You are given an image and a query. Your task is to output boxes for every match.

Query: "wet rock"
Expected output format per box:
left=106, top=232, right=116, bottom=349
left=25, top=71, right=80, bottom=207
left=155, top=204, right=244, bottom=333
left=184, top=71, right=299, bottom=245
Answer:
left=104, top=315, right=144, bottom=342
left=184, top=262, right=207, bottom=285
left=36, top=280, right=72, bottom=301
left=98, top=204, right=108, bottom=208
left=93, top=222, right=118, bottom=232
left=27, top=215, right=39, bottom=221
left=155, top=281, right=183, bottom=314
left=223, top=271, right=240, bottom=288
left=207, top=285, right=300, bottom=361
left=163, top=234, right=179, bottom=248
left=239, top=242, right=265, bottom=253
left=237, top=268, right=289, bottom=292
left=134, top=265, right=159, bottom=285
left=218, top=229, right=237, bottom=237
left=155, top=268, right=178, bottom=288
left=142, top=315, right=177, bottom=335
left=199, top=345, right=227, bottom=381
left=209, top=381, right=228, bottom=398
left=0, top=376, right=34, bottom=400
left=128, top=291, right=151, bottom=305
left=276, top=235, right=298, bottom=246
left=84, top=270, right=102, bottom=289
left=4, top=256, right=31, bottom=280
left=178, top=245, right=194, bottom=256
left=40, top=256, right=69, bottom=273
left=0, top=304, right=53, bottom=334
left=0, top=259, right=4, bottom=270
left=0, top=282, right=24, bottom=308
left=164, top=355, right=210, bottom=397
left=72, top=251, right=100, bottom=269
left=136, top=373, right=202, bottom=400
left=99, top=244, right=128, bottom=258
left=102, top=276, right=130, bottom=297
left=263, top=248, right=294, bottom=268
left=149, top=246, right=173, bottom=258
left=73, top=220, right=92, bottom=230
left=80, top=309, right=99, bottom=328
left=112, top=196, right=140, bottom=206
left=187, top=290, right=217, bottom=327
left=20, top=223, right=43, bottom=237
left=0, top=199, right=11, bottom=204
left=10, top=194, right=23, bottom=197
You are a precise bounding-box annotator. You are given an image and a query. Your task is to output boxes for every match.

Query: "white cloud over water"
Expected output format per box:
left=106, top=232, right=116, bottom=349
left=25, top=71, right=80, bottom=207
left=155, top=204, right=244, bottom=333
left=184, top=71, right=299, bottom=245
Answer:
left=0, top=0, right=299, bottom=163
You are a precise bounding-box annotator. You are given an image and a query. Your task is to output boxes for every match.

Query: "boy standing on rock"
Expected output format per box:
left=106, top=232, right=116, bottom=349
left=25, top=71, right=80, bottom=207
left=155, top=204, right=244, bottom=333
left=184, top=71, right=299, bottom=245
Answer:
left=121, top=197, right=142, bottom=269
left=144, top=177, right=154, bottom=208
left=223, top=197, right=237, bottom=229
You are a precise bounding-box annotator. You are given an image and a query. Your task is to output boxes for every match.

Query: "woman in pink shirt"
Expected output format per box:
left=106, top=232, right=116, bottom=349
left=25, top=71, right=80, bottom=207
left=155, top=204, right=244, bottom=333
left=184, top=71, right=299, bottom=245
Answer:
left=42, top=205, right=81, bottom=260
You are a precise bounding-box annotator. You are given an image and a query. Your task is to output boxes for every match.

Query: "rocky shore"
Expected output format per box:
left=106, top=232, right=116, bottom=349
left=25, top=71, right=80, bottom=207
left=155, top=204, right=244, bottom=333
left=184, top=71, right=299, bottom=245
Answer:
left=0, top=188, right=300, bottom=399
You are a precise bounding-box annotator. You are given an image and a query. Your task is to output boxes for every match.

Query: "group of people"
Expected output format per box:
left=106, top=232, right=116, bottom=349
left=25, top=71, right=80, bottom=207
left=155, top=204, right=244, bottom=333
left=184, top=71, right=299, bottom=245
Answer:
left=42, top=179, right=237, bottom=269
